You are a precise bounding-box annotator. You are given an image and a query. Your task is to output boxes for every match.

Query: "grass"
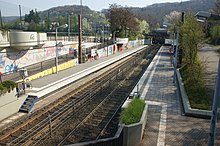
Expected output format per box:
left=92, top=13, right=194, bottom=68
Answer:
left=180, top=60, right=211, bottom=110
left=121, top=98, right=145, bottom=125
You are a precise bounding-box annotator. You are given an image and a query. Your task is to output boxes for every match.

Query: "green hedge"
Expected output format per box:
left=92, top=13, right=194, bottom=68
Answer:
left=121, top=98, right=145, bottom=125
left=0, top=80, right=16, bottom=96
left=180, top=60, right=210, bottom=110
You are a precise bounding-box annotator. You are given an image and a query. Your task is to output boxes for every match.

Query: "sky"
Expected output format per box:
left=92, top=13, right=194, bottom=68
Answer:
left=0, top=0, right=188, bottom=16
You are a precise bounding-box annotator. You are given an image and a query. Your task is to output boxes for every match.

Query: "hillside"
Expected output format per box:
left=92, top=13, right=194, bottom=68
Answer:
left=130, top=0, right=215, bottom=25
left=39, top=5, right=93, bottom=18
left=3, top=0, right=215, bottom=27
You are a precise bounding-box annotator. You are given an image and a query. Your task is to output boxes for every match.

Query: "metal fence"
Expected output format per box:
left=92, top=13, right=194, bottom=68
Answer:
left=1, top=41, right=113, bottom=82
left=67, top=125, right=124, bottom=146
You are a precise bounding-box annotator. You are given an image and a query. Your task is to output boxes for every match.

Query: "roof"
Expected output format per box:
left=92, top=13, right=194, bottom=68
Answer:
left=195, top=11, right=220, bottom=20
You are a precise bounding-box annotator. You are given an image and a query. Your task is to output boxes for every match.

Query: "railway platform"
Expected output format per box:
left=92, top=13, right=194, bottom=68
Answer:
left=0, top=45, right=148, bottom=130
left=0, top=44, right=216, bottom=146
left=137, top=46, right=219, bottom=146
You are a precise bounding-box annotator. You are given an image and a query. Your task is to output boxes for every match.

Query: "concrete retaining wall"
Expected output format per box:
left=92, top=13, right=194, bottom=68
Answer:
left=0, top=90, right=27, bottom=121
left=176, top=69, right=213, bottom=118
left=123, top=103, right=148, bottom=146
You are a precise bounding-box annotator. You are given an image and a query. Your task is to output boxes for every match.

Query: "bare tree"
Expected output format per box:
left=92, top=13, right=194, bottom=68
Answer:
left=106, top=4, right=138, bottom=37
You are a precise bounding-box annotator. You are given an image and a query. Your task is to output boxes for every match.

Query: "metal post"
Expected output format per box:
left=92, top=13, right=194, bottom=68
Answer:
left=80, top=0, right=82, bottom=16
left=208, top=57, right=220, bottom=146
left=173, top=29, right=179, bottom=83
left=78, top=15, right=82, bottom=64
left=19, top=5, right=22, bottom=30
left=0, top=9, right=3, bottom=28
left=68, top=15, right=71, bottom=41
left=48, top=114, right=52, bottom=137
left=55, top=27, right=58, bottom=73
left=113, top=31, right=116, bottom=44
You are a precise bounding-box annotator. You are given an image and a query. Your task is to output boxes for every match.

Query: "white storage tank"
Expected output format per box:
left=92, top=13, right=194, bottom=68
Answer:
left=9, top=31, right=38, bottom=49
left=0, top=30, right=10, bottom=48
left=37, top=32, right=47, bottom=46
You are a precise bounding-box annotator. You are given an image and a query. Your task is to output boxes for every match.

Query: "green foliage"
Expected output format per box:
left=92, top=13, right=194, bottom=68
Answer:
left=180, top=59, right=210, bottom=110
left=24, top=10, right=40, bottom=24
left=0, top=84, right=7, bottom=96
left=210, top=25, right=220, bottom=45
left=121, top=98, right=145, bottom=125
left=216, top=48, right=220, bottom=54
left=180, top=13, right=204, bottom=65
left=1, top=80, right=16, bottom=92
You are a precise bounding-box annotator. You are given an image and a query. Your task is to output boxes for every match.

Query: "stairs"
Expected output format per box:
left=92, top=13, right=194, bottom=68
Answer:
left=19, top=95, right=38, bottom=113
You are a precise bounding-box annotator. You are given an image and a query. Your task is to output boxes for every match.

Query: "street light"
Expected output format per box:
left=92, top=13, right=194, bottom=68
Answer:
left=113, top=30, right=118, bottom=44
left=55, top=23, right=68, bottom=74
left=196, top=11, right=220, bottom=146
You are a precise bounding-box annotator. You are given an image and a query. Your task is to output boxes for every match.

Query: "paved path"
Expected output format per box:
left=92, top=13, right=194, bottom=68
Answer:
left=198, top=45, right=219, bottom=99
left=140, top=46, right=220, bottom=146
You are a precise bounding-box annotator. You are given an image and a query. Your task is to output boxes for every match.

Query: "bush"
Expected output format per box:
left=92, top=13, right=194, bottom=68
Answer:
left=1, top=80, right=16, bottom=92
left=121, top=98, right=145, bottom=125
left=0, top=84, right=7, bottom=95
left=0, top=80, right=16, bottom=96
left=180, top=59, right=211, bottom=110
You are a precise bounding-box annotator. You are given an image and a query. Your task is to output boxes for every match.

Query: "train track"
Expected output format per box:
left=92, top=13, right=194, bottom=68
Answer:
left=0, top=45, right=159, bottom=146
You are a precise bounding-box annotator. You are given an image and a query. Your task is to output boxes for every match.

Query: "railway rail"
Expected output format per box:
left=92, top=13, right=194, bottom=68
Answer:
left=0, top=45, right=159, bottom=146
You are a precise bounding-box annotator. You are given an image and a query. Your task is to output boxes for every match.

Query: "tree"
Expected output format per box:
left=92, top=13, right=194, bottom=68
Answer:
left=107, top=4, right=139, bottom=38
left=164, top=11, right=182, bottom=32
left=24, top=10, right=40, bottom=24
left=210, top=25, right=220, bottom=45
left=136, top=18, right=149, bottom=39
left=180, top=13, right=204, bottom=65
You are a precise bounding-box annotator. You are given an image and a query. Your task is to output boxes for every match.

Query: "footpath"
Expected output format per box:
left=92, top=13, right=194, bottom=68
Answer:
left=139, top=46, right=220, bottom=146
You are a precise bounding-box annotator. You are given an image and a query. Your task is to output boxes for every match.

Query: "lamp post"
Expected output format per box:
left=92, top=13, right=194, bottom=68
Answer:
left=68, top=14, right=70, bottom=41
left=196, top=11, right=220, bottom=146
left=113, top=30, right=117, bottom=44
left=55, top=24, right=68, bottom=74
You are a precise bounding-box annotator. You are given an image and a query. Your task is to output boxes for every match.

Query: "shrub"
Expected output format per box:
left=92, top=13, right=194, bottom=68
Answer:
left=121, top=98, right=145, bottom=125
left=0, top=80, right=16, bottom=96
left=180, top=59, right=211, bottom=110
left=0, top=84, right=7, bottom=95
left=1, top=80, right=16, bottom=92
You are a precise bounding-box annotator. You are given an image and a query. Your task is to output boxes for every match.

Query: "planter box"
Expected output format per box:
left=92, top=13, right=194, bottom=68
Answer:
left=123, top=103, right=148, bottom=146
left=176, top=69, right=214, bottom=118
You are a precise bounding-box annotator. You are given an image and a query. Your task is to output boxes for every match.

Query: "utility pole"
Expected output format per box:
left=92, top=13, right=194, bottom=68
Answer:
left=47, top=12, right=50, bottom=30
left=68, top=14, right=70, bottom=41
left=0, top=9, right=3, bottom=28
left=19, top=5, right=22, bottom=30
left=78, top=14, right=82, bottom=64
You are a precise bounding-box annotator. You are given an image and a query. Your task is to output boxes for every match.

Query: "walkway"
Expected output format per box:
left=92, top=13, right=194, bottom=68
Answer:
left=140, top=46, right=220, bottom=146
left=198, top=45, right=219, bottom=100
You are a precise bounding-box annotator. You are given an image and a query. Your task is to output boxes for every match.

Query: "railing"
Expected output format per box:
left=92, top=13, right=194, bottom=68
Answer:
left=1, top=41, right=114, bottom=82
left=67, top=124, right=124, bottom=146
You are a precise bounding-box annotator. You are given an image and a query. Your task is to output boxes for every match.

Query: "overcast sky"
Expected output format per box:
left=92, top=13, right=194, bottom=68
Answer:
left=0, top=0, right=188, bottom=16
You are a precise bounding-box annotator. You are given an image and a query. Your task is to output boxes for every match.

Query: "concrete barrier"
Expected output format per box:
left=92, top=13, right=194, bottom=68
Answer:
left=176, top=69, right=215, bottom=118
left=123, top=103, right=148, bottom=146
left=0, top=90, right=27, bottom=121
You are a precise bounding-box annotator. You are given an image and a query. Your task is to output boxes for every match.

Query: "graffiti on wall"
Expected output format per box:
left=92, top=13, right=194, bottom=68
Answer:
left=5, top=61, right=18, bottom=74
left=0, top=55, right=5, bottom=68
left=0, top=43, right=78, bottom=74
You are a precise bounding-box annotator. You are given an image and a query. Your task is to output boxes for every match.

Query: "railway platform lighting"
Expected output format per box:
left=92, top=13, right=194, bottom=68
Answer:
left=196, top=11, right=220, bottom=146
left=113, top=30, right=119, bottom=44
left=55, top=23, right=68, bottom=74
